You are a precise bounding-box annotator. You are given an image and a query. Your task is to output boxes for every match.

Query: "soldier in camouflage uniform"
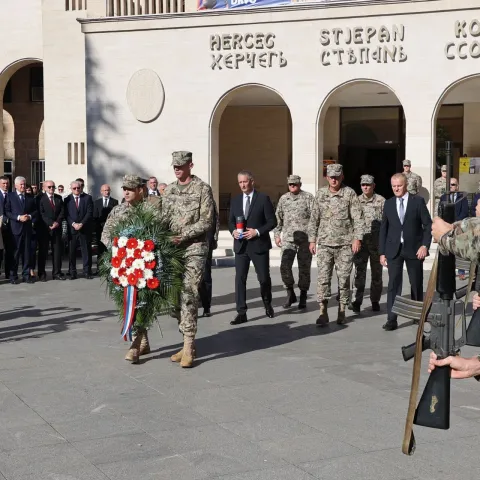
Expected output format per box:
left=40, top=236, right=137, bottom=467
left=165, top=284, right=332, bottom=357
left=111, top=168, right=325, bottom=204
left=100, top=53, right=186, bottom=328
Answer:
left=162, top=151, right=214, bottom=369
left=351, top=175, right=385, bottom=313
left=403, top=159, right=423, bottom=195
left=101, top=174, right=161, bottom=364
left=433, top=165, right=447, bottom=216
left=274, top=175, right=314, bottom=309
left=307, top=164, right=365, bottom=326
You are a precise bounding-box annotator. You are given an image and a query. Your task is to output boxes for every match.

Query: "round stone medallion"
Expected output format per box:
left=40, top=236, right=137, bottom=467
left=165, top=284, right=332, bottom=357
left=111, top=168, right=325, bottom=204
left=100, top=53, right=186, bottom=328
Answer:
left=126, top=69, right=165, bottom=123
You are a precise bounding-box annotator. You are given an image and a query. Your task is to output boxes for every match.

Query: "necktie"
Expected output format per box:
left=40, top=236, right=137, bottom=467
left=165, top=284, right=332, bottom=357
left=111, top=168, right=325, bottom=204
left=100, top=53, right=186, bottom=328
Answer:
left=50, top=196, right=55, bottom=209
left=451, top=193, right=455, bottom=203
left=19, top=194, right=24, bottom=205
left=104, top=198, right=108, bottom=208
left=75, top=196, right=79, bottom=209
left=244, top=195, right=250, bottom=219
left=399, top=198, right=405, bottom=224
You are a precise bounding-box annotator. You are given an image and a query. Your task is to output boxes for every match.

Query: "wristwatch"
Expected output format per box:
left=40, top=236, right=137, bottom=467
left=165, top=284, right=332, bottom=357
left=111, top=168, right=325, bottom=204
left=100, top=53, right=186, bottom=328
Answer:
left=474, top=354, right=480, bottom=382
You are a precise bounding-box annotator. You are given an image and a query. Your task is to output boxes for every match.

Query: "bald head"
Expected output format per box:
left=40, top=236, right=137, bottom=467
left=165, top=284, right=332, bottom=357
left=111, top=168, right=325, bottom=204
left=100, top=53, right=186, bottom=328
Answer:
left=100, top=184, right=111, bottom=198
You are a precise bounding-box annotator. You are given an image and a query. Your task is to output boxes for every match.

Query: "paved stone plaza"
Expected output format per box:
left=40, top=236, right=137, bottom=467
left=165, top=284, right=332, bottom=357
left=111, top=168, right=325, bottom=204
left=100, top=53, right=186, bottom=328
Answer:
left=1, top=267, right=479, bottom=480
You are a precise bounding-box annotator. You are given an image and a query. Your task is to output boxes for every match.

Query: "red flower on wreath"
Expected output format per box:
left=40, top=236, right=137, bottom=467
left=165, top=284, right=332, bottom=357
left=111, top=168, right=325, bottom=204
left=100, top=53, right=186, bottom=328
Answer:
left=125, top=257, right=134, bottom=268
left=113, top=277, right=120, bottom=285
left=143, top=240, right=155, bottom=252
left=145, top=260, right=156, bottom=270
left=117, top=247, right=127, bottom=259
left=111, top=256, right=122, bottom=268
left=133, top=249, right=143, bottom=259
left=127, top=273, right=137, bottom=286
left=118, top=267, right=126, bottom=277
left=126, top=238, right=138, bottom=249
left=113, top=237, right=119, bottom=247
left=134, top=269, right=144, bottom=279
left=147, top=277, right=160, bottom=290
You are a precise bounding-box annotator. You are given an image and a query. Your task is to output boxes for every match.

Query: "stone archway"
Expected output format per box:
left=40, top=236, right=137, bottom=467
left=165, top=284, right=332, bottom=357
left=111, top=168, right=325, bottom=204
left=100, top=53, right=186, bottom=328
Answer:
left=210, top=84, right=292, bottom=224
left=317, top=79, right=405, bottom=199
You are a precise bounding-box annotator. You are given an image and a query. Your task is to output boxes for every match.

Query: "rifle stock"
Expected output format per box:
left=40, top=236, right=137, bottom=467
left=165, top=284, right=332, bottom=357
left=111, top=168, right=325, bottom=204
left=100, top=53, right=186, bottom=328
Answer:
left=466, top=267, right=480, bottom=347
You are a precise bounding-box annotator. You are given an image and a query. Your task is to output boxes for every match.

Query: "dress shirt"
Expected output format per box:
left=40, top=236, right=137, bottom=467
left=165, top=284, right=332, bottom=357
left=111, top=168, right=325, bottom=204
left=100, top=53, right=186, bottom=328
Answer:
left=396, top=192, right=409, bottom=243
left=103, top=196, right=110, bottom=208
left=148, top=190, right=158, bottom=196
left=72, top=196, right=80, bottom=226
left=236, top=191, right=259, bottom=237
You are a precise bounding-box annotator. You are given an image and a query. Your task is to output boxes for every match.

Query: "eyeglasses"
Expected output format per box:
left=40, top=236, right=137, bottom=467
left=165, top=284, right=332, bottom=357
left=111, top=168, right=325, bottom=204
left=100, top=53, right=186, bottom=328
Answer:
left=450, top=184, right=458, bottom=186
left=72, top=187, right=81, bottom=190
left=361, top=184, right=372, bottom=187
left=46, top=186, right=56, bottom=189
left=288, top=183, right=298, bottom=187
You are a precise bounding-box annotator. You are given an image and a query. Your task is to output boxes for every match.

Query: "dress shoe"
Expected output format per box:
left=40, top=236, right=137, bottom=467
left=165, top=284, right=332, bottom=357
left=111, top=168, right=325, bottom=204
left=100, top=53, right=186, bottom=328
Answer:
left=26, top=276, right=35, bottom=284
left=382, top=321, right=398, bottom=331
left=39, top=274, right=47, bottom=282
left=10, top=278, right=19, bottom=285
left=350, top=301, right=361, bottom=313
left=230, top=314, right=247, bottom=325
left=84, top=273, right=94, bottom=279
left=265, top=304, right=275, bottom=318
left=69, top=273, right=78, bottom=280
left=53, top=274, right=66, bottom=281
left=283, top=288, right=297, bottom=308
left=371, top=302, right=380, bottom=312
left=201, top=308, right=212, bottom=318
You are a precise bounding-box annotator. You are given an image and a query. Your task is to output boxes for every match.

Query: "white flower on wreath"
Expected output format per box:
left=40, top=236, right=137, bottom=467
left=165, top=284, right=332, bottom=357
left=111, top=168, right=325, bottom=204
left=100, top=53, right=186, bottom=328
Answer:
left=126, top=267, right=134, bottom=276
left=137, top=278, right=146, bottom=289
left=143, top=269, right=153, bottom=280
left=132, top=259, right=145, bottom=270
left=119, top=276, right=128, bottom=287
left=126, top=248, right=135, bottom=258
left=136, top=240, right=145, bottom=250
left=142, top=252, right=155, bottom=262
left=118, top=237, right=128, bottom=248
left=112, top=246, right=118, bottom=257
left=110, top=267, right=119, bottom=278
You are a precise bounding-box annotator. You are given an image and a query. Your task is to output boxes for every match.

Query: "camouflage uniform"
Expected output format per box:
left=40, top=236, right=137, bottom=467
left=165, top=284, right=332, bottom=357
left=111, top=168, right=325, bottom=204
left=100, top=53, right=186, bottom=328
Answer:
left=403, top=160, right=422, bottom=195
left=307, top=165, right=365, bottom=306
left=433, top=166, right=447, bottom=216
left=274, top=177, right=314, bottom=291
left=353, top=175, right=385, bottom=305
left=438, top=217, right=480, bottom=263
left=161, top=152, right=214, bottom=339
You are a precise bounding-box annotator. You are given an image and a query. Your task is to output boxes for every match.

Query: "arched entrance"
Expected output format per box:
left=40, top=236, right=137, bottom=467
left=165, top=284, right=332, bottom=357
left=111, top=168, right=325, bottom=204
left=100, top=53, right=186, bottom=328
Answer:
left=1, top=59, right=44, bottom=184
left=210, top=84, right=292, bottom=224
left=432, top=75, right=480, bottom=199
left=318, top=80, right=405, bottom=199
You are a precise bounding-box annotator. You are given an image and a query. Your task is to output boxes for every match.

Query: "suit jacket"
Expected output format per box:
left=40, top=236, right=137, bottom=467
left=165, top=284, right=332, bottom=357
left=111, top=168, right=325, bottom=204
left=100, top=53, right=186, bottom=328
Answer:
left=228, top=190, right=277, bottom=254
left=379, top=194, right=432, bottom=260
left=439, top=192, right=469, bottom=221
left=64, top=193, right=93, bottom=233
left=93, top=197, right=119, bottom=227
left=470, top=192, right=480, bottom=217
left=39, top=193, right=64, bottom=234
left=5, top=191, right=37, bottom=237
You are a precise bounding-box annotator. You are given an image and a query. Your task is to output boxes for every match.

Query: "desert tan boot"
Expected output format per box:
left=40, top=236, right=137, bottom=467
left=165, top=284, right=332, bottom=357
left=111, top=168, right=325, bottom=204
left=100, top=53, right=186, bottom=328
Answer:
left=337, top=304, right=346, bottom=325
left=170, top=348, right=184, bottom=363
left=316, top=301, right=329, bottom=327
left=139, top=331, right=151, bottom=355
left=124, top=336, right=142, bottom=364
left=180, top=336, right=195, bottom=368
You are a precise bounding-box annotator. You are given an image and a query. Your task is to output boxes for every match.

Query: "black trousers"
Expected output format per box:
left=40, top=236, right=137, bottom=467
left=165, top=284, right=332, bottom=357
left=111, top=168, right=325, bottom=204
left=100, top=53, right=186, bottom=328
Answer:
left=0, top=225, right=13, bottom=277
left=386, top=245, right=424, bottom=322
left=69, top=231, right=92, bottom=274
left=199, top=248, right=213, bottom=310
left=11, top=233, right=31, bottom=279
left=38, top=230, right=63, bottom=276
left=235, top=250, right=272, bottom=315
left=96, top=226, right=106, bottom=267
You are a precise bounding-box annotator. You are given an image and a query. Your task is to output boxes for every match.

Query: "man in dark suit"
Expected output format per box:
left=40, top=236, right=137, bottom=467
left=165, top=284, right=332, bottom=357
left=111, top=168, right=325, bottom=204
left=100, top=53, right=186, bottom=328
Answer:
left=4, top=176, right=37, bottom=284
left=0, top=175, right=13, bottom=279
left=93, top=184, right=118, bottom=273
left=438, top=178, right=468, bottom=220
left=65, top=180, right=94, bottom=279
left=147, top=177, right=160, bottom=196
left=228, top=170, right=277, bottom=324
left=37, top=180, right=65, bottom=281
left=379, top=173, right=432, bottom=330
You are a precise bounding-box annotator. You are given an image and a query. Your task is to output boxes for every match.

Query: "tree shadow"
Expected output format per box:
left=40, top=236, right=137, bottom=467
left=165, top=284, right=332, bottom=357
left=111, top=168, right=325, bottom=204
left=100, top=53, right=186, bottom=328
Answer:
left=142, top=320, right=347, bottom=365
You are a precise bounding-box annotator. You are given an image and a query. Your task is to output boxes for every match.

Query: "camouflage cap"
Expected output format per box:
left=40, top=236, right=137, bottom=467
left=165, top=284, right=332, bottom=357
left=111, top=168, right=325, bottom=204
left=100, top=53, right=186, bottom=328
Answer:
left=441, top=165, right=447, bottom=172
left=326, top=163, right=343, bottom=177
left=403, top=159, right=412, bottom=166
left=121, top=174, right=143, bottom=189
left=360, top=174, right=374, bottom=185
left=171, top=151, right=193, bottom=166
left=287, top=175, right=301, bottom=184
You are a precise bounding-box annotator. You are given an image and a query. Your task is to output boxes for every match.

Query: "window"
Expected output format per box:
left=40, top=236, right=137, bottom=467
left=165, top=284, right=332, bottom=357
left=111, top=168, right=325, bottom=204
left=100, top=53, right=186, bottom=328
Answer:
left=3, top=80, right=12, bottom=103
left=3, top=160, right=13, bottom=191
left=30, top=66, right=44, bottom=102
left=31, top=160, right=45, bottom=186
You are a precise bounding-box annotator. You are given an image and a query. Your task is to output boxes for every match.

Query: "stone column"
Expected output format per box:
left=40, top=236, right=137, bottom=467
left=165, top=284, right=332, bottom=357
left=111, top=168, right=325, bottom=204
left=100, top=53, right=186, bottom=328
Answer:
left=463, top=103, right=480, bottom=156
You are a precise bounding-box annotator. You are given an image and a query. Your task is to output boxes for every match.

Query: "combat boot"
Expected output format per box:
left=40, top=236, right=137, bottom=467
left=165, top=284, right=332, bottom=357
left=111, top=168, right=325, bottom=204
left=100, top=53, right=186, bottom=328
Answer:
left=350, top=301, right=361, bottom=314
left=337, top=304, right=346, bottom=325
left=125, top=336, right=142, bottom=364
left=139, top=331, right=150, bottom=355
left=298, top=290, right=308, bottom=309
left=283, top=287, right=297, bottom=308
left=316, top=301, right=329, bottom=327
left=171, top=337, right=196, bottom=363
left=180, top=336, right=195, bottom=368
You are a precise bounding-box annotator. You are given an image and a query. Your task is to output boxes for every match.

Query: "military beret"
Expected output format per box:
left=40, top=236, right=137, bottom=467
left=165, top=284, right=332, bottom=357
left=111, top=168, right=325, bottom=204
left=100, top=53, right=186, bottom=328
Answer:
left=121, top=174, right=143, bottom=189
left=360, top=174, right=374, bottom=185
left=441, top=165, right=447, bottom=172
left=171, top=151, right=193, bottom=166
left=402, top=159, right=412, bottom=166
left=287, top=175, right=301, bottom=184
left=327, top=164, right=343, bottom=177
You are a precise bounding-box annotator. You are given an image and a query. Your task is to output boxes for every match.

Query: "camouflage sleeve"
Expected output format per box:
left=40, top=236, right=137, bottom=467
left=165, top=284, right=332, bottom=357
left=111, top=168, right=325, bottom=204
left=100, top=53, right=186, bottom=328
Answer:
left=438, top=217, right=480, bottom=263
left=418, top=174, right=423, bottom=189
left=349, top=192, right=365, bottom=241
left=307, top=192, right=321, bottom=243
left=213, top=199, right=220, bottom=243
left=180, top=184, right=214, bottom=242
left=101, top=205, right=121, bottom=248
left=273, top=196, right=284, bottom=240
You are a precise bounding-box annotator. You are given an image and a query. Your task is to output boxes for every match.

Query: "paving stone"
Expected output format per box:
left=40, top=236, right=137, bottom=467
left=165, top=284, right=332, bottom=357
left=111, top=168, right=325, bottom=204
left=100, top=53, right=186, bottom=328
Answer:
left=0, top=424, right=66, bottom=452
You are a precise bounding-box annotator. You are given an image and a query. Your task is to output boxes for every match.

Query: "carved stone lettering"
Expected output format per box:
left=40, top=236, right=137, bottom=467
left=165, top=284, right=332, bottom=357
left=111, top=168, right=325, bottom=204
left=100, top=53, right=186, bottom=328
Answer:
left=446, top=20, right=480, bottom=59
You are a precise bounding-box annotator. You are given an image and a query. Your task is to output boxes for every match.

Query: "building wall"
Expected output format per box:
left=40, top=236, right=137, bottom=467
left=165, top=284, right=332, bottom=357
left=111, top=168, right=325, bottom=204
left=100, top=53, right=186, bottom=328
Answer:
left=219, top=106, right=291, bottom=201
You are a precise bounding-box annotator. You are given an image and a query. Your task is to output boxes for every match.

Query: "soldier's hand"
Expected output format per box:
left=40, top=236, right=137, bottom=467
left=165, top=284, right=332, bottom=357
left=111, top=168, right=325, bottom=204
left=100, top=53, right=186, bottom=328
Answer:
left=476, top=199, right=480, bottom=217
left=432, top=217, right=453, bottom=242
left=275, top=237, right=282, bottom=248
left=309, top=242, right=316, bottom=255
left=380, top=255, right=388, bottom=267
left=428, top=352, right=480, bottom=379
left=473, top=293, right=480, bottom=311
left=351, top=240, right=361, bottom=254
left=172, top=236, right=182, bottom=245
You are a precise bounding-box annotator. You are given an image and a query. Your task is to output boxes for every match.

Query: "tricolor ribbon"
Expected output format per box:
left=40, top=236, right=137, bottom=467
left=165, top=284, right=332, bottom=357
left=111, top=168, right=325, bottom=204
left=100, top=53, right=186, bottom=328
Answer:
left=121, top=285, right=137, bottom=341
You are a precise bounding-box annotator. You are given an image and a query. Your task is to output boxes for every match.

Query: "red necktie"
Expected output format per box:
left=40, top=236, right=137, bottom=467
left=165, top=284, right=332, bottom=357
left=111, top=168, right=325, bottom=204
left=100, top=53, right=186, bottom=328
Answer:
left=50, top=196, right=55, bottom=209
left=75, top=196, right=79, bottom=209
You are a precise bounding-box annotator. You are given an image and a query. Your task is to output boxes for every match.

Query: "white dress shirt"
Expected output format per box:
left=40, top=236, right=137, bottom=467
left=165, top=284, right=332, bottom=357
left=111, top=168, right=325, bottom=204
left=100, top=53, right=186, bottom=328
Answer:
left=103, top=196, right=110, bottom=208
left=243, top=191, right=254, bottom=217
left=148, top=189, right=158, bottom=196
left=16, top=190, right=31, bottom=221
left=396, top=192, right=409, bottom=243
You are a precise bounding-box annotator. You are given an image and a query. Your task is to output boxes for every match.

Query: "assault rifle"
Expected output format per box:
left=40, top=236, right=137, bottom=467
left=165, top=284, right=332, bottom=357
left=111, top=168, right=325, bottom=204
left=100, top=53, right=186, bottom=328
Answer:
left=392, top=141, right=468, bottom=455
